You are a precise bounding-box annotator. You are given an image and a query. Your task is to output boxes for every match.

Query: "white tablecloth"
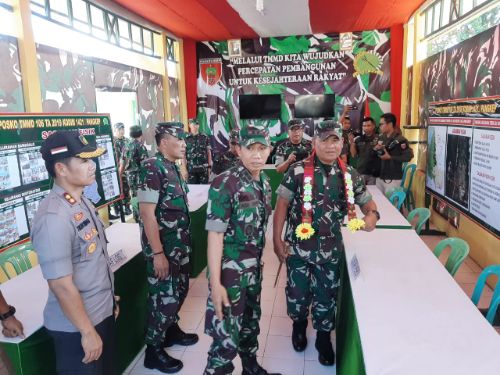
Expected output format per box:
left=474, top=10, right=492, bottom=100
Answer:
left=342, top=228, right=500, bottom=374
left=0, top=223, right=141, bottom=344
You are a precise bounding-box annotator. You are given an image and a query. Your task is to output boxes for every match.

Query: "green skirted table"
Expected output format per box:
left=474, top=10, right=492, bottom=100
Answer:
left=262, top=165, right=283, bottom=208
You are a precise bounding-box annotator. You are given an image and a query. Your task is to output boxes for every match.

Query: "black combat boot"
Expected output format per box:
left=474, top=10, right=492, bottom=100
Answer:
left=163, top=322, right=199, bottom=347
left=124, top=205, right=132, bottom=216
left=315, top=331, right=335, bottom=366
left=241, top=355, right=281, bottom=375
left=291, top=319, right=308, bottom=352
left=144, top=345, right=183, bottom=373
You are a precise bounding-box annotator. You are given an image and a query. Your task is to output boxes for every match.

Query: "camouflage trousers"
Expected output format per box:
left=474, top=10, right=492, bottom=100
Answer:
left=286, top=255, right=341, bottom=332
left=114, top=174, right=130, bottom=212
left=145, top=251, right=190, bottom=346
left=204, top=262, right=262, bottom=375
left=188, top=168, right=209, bottom=184
left=125, top=171, right=140, bottom=197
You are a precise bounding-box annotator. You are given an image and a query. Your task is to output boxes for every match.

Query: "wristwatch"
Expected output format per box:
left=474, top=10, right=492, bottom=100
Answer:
left=368, top=210, right=381, bottom=220
left=0, top=305, right=16, bottom=321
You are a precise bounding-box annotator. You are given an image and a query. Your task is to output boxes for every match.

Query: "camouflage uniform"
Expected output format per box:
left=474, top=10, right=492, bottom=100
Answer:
left=123, top=138, right=149, bottom=197
left=137, top=124, right=191, bottom=348
left=204, top=127, right=272, bottom=375
left=274, top=139, right=313, bottom=168
left=211, top=130, right=239, bottom=177
left=276, top=129, right=372, bottom=333
left=114, top=136, right=130, bottom=207
left=185, top=133, right=211, bottom=184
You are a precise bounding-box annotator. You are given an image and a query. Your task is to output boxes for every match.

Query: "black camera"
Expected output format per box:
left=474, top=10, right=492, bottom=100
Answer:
left=294, top=150, right=309, bottom=162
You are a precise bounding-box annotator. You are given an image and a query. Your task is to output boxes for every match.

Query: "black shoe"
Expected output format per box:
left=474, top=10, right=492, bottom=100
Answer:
left=292, top=320, right=308, bottom=352
left=108, top=211, right=120, bottom=220
left=315, top=331, right=335, bottom=366
left=241, top=355, right=281, bottom=375
left=163, top=323, right=199, bottom=347
left=144, top=345, right=183, bottom=373
left=124, top=206, right=132, bottom=216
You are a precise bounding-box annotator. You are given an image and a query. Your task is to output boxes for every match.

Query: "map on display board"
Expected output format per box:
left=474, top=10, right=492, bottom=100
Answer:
left=426, top=96, right=500, bottom=237
left=0, top=113, right=121, bottom=251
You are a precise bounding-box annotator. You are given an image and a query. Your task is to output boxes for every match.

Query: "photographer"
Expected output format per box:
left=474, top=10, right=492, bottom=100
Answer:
left=373, top=113, right=413, bottom=194
left=275, top=119, right=312, bottom=173
left=350, top=117, right=380, bottom=185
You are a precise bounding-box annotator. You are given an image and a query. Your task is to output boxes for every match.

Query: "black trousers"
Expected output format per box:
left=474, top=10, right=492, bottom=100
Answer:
left=47, top=315, right=116, bottom=375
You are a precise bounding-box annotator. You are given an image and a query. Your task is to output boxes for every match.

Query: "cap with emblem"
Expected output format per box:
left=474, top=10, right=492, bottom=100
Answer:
left=114, top=122, right=125, bottom=130
left=129, top=125, right=143, bottom=138
left=288, top=119, right=304, bottom=130
left=314, top=120, right=342, bottom=140
left=155, top=122, right=186, bottom=140
left=238, top=125, right=270, bottom=147
left=40, top=130, right=106, bottom=161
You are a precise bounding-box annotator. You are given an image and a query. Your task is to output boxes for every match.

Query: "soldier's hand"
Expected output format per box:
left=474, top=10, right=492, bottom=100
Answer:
left=348, top=133, right=355, bottom=144
left=81, top=327, right=103, bottom=364
left=273, top=239, right=289, bottom=263
left=114, top=295, right=120, bottom=320
left=362, top=214, right=377, bottom=232
left=287, top=153, right=297, bottom=164
left=153, top=253, right=169, bottom=280
left=1, top=316, right=24, bottom=338
left=211, top=284, right=230, bottom=321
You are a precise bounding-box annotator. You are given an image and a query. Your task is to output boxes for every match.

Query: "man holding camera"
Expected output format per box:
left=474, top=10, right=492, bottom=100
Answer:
left=350, top=116, right=380, bottom=185
left=275, top=119, right=312, bottom=173
left=374, top=113, right=413, bottom=194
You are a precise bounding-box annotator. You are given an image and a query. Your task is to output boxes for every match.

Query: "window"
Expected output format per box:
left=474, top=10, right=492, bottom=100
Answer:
left=29, top=0, right=160, bottom=58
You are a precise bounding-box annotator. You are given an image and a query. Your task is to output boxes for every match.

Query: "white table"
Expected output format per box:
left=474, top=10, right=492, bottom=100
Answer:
left=0, top=223, right=141, bottom=344
left=342, top=228, right=500, bottom=374
left=344, top=185, right=412, bottom=229
left=187, top=184, right=210, bottom=212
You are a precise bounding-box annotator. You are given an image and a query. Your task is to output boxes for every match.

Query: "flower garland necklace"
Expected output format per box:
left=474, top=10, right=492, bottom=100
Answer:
left=295, top=154, right=365, bottom=240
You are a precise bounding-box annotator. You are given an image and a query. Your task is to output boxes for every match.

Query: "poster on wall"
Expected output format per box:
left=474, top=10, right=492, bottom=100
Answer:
left=0, top=113, right=121, bottom=251
left=426, top=96, right=500, bottom=237
left=196, top=30, right=391, bottom=153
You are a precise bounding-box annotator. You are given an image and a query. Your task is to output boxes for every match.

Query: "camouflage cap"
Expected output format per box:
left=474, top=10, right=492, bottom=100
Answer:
left=114, top=122, right=125, bottom=130
left=229, top=129, right=239, bottom=144
left=238, top=125, right=270, bottom=147
left=314, top=120, right=342, bottom=140
left=288, top=119, right=304, bottom=130
left=129, top=125, right=143, bottom=138
left=156, top=122, right=186, bottom=139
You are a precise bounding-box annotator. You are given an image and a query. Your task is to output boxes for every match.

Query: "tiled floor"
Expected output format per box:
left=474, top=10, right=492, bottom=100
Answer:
left=125, top=226, right=499, bottom=375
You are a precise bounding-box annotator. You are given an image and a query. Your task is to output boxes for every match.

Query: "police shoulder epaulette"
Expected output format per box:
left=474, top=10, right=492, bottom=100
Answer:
left=63, top=192, right=77, bottom=205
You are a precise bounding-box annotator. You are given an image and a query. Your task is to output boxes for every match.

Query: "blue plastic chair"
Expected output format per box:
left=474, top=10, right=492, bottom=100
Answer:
left=400, top=164, right=416, bottom=211
left=389, top=190, right=406, bottom=211
left=406, top=207, right=431, bottom=235
left=471, top=265, right=500, bottom=324
left=433, top=238, right=470, bottom=276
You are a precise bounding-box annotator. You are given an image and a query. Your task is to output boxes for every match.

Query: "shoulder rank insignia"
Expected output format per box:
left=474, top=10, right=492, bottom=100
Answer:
left=74, top=212, right=84, bottom=221
left=63, top=192, right=77, bottom=205
left=87, top=242, right=97, bottom=254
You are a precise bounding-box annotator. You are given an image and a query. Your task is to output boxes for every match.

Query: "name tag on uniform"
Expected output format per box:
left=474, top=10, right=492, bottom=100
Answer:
left=240, top=199, right=259, bottom=209
left=350, top=254, right=361, bottom=280
left=77, top=219, right=90, bottom=231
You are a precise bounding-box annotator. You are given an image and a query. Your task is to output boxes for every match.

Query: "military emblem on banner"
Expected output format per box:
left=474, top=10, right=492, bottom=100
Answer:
left=200, top=58, right=223, bottom=86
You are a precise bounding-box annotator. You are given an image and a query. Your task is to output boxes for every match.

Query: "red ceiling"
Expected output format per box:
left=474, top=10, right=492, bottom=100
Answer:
left=112, top=0, right=425, bottom=41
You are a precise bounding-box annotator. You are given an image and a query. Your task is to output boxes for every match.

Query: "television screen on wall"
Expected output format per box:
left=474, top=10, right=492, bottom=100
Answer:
left=294, top=94, right=335, bottom=118
left=239, top=94, right=281, bottom=120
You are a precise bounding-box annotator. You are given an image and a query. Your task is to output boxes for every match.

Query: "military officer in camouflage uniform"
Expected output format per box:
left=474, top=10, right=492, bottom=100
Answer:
left=138, top=122, right=199, bottom=373
left=211, top=129, right=239, bottom=178
left=273, top=120, right=379, bottom=366
left=112, top=122, right=129, bottom=219
left=275, top=119, right=312, bottom=173
left=120, top=125, right=149, bottom=214
left=204, top=126, right=280, bottom=375
left=185, top=118, right=212, bottom=184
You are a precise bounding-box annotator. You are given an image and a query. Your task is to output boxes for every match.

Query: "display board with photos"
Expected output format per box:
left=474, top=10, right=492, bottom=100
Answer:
left=0, top=113, right=121, bottom=251
left=426, top=96, right=500, bottom=237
